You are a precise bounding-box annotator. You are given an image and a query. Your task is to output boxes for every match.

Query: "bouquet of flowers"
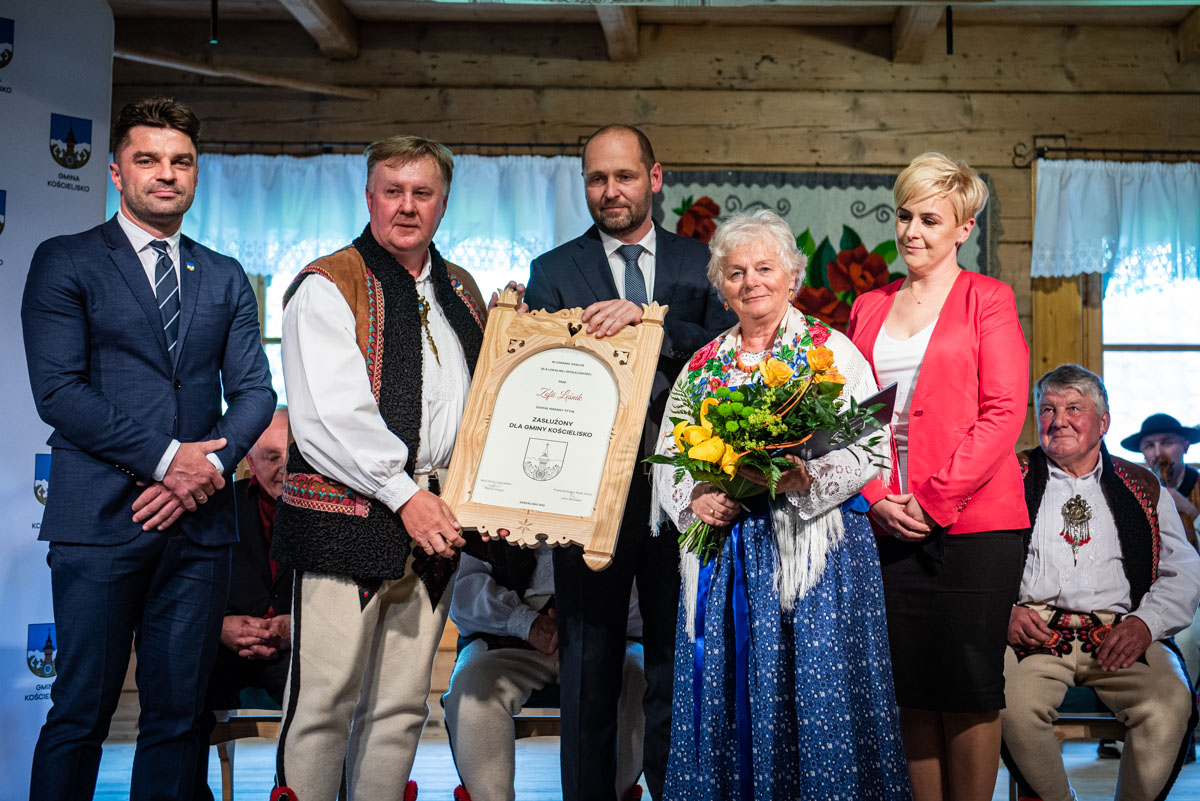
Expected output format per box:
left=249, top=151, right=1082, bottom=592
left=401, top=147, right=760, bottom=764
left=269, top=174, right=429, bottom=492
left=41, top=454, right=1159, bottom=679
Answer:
left=648, top=333, right=886, bottom=565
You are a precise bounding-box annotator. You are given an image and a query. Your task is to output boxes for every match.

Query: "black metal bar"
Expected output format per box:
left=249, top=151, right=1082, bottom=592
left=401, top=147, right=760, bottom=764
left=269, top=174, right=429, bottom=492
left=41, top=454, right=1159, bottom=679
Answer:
left=209, top=0, right=218, bottom=45
left=945, top=6, right=953, bottom=55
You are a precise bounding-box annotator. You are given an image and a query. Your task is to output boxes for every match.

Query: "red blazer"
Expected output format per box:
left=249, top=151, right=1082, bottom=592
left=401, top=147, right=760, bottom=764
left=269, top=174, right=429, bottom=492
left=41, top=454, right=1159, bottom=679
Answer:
left=847, top=271, right=1030, bottom=535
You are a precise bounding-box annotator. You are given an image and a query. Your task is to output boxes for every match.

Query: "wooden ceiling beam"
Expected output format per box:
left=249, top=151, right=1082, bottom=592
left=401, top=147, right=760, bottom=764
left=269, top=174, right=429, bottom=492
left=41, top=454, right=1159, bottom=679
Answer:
left=1180, top=8, right=1200, bottom=63
left=278, top=0, right=359, bottom=59
left=891, top=6, right=942, bottom=64
left=113, top=47, right=378, bottom=99
left=596, top=5, right=638, bottom=61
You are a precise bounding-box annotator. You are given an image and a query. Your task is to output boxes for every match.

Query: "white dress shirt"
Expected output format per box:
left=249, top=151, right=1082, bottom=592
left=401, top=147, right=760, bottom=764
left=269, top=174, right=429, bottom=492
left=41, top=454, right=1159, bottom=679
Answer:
left=281, top=251, right=471, bottom=513
left=599, top=226, right=657, bottom=301
left=116, top=210, right=224, bottom=479
left=1019, top=456, right=1200, bottom=641
left=450, top=548, right=643, bottom=641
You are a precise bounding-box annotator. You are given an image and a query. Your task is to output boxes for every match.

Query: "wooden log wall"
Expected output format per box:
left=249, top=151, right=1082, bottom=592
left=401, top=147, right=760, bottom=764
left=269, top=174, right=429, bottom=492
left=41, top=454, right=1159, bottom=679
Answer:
left=113, top=19, right=1200, bottom=448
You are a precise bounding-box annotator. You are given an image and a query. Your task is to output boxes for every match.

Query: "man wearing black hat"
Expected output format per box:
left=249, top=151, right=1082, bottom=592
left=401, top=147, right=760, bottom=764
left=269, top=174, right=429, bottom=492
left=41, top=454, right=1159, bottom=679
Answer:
left=1123, top=413, right=1200, bottom=547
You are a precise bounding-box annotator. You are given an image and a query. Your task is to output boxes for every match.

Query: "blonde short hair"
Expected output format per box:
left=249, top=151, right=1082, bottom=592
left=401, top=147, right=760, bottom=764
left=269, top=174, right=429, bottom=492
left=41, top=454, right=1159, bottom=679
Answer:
left=365, top=135, right=455, bottom=192
left=893, top=152, right=988, bottom=225
left=706, top=210, right=807, bottom=296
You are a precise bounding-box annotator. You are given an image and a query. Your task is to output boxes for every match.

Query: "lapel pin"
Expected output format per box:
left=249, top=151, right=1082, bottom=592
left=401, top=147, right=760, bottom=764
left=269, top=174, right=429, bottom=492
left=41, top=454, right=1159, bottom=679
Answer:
left=186, top=262, right=196, bottom=271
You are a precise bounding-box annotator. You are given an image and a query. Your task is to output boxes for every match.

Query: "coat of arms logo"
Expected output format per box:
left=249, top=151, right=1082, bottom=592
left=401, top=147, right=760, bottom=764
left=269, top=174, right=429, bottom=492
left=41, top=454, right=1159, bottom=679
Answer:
left=50, top=114, right=92, bottom=170
left=523, top=439, right=566, bottom=482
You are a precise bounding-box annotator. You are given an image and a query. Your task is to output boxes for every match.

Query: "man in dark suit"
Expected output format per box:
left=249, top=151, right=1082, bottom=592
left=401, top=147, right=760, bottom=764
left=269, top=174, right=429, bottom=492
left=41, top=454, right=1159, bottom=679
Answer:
left=21, top=96, right=275, bottom=801
left=196, top=407, right=293, bottom=800
left=524, top=124, right=735, bottom=801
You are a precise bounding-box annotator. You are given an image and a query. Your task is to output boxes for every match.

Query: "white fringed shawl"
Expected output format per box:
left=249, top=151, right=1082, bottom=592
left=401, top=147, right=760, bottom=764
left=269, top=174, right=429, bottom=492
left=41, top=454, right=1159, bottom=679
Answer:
left=649, top=307, right=888, bottom=639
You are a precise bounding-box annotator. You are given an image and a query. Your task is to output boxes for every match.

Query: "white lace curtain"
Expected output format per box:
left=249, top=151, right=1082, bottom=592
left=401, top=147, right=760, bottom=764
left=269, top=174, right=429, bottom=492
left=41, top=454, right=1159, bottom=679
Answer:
left=1032, top=158, right=1200, bottom=292
left=105, top=152, right=592, bottom=291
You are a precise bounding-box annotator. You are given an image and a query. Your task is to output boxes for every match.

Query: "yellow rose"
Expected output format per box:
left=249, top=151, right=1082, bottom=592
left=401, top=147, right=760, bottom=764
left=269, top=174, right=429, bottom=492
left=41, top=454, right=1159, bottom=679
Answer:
left=758, top=357, right=794, bottom=388
left=688, top=435, right=727, bottom=464
left=719, top=443, right=741, bottom=478
left=814, top=370, right=847, bottom=385
left=806, top=346, right=836, bottom=373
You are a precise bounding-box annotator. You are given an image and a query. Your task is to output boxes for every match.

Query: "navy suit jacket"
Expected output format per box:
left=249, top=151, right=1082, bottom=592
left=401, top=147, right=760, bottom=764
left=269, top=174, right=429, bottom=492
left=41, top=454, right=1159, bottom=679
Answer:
left=22, top=215, right=276, bottom=547
left=525, top=223, right=735, bottom=446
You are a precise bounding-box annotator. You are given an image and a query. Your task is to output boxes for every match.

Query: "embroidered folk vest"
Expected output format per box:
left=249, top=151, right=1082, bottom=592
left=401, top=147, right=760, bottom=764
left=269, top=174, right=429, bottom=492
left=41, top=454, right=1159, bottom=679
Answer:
left=273, top=227, right=484, bottom=604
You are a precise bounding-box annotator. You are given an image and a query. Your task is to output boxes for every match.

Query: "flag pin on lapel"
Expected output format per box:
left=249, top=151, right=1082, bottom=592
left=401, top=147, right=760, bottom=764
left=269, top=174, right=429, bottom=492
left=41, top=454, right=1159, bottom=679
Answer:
left=186, top=262, right=196, bottom=271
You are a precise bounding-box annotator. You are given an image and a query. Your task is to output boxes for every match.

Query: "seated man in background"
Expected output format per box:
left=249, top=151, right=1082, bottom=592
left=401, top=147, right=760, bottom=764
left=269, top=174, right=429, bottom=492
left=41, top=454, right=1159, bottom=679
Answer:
left=1002, top=364, right=1200, bottom=801
left=444, top=545, right=646, bottom=801
left=195, top=407, right=294, bottom=800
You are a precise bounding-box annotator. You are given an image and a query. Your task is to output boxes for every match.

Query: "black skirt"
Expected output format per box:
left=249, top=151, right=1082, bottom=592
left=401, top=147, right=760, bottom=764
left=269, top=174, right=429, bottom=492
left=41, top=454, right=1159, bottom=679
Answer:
left=876, top=529, right=1026, bottom=713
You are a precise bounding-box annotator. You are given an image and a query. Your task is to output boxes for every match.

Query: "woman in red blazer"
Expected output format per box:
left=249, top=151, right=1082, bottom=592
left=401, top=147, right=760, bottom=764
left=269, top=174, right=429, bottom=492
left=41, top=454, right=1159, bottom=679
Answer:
left=847, top=153, right=1030, bottom=801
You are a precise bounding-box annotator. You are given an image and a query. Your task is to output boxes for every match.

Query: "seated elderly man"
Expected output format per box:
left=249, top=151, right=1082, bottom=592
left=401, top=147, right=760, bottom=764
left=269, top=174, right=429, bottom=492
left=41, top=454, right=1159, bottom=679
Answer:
left=444, top=545, right=646, bottom=801
left=1001, top=364, right=1200, bottom=801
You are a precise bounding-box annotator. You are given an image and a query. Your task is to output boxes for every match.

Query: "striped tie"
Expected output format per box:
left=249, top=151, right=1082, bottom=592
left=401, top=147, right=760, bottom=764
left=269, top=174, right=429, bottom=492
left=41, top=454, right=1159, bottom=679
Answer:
left=617, top=243, right=647, bottom=306
left=149, top=240, right=180, bottom=358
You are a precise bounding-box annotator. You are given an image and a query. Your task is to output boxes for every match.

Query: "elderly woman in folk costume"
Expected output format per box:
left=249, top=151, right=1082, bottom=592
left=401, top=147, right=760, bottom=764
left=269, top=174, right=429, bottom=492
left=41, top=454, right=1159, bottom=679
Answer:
left=652, top=210, right=911, bottom=801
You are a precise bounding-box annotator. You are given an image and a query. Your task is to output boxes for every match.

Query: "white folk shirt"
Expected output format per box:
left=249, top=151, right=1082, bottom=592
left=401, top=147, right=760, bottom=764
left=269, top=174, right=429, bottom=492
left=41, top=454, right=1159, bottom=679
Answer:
left=281, top=250, right=471, bottom=513
left=599, top=226, right=656, bottom=301
left=1019, top=456, right=1200, bottom=641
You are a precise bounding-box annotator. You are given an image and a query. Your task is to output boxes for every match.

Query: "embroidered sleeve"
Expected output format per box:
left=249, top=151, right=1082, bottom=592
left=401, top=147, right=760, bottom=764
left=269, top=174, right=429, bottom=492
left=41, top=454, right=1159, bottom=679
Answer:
left=784, top=330, right=886, bottom=519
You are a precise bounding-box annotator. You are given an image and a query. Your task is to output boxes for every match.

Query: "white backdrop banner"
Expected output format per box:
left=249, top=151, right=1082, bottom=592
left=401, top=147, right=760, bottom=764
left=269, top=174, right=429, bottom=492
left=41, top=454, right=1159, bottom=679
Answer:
left=0, top=0, right=112, bottom=794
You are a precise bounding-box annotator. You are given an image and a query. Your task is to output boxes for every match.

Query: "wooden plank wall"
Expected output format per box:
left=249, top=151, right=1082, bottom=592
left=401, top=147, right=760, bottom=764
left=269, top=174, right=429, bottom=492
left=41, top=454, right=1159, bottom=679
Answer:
left=112, top=19, right=1200, bottom=449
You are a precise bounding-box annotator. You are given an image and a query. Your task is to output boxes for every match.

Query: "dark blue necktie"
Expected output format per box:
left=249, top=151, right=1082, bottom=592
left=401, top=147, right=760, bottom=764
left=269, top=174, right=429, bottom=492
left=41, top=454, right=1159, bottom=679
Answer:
left=617, top=243, right=648, bottom=306
left=149, top=240, right=180, bottom=358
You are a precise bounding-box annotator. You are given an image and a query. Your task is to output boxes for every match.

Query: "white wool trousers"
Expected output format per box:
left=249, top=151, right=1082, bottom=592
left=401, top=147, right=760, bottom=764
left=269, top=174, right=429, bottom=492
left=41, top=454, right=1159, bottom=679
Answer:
left=277, top=566, right=452, bottom=801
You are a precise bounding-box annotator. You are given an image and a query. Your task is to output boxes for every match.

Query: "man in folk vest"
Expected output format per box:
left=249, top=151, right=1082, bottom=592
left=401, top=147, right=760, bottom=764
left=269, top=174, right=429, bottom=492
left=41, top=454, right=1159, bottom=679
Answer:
left=272, top=135, right=487, bottom=801
left=1001, top=363, right=1200, bottom=801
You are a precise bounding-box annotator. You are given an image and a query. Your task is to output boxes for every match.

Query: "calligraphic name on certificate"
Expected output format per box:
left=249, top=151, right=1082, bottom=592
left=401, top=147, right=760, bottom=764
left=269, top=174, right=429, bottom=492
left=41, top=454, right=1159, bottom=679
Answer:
left=471, top=347, right=618, bottom=517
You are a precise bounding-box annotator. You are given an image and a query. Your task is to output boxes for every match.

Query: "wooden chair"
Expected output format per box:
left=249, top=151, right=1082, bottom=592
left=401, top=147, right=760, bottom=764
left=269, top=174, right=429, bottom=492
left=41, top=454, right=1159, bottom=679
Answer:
left=1006, top=686, right=1127, bottom=801
left=513, top=682, right=562, bottom=739
left=210, top=709, right=283, bottom=801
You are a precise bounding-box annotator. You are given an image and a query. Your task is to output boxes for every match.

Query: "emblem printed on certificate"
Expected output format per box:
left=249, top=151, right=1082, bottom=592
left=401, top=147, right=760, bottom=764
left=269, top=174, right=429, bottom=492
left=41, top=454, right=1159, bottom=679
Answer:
left=443, top=290, right=667, bottom=570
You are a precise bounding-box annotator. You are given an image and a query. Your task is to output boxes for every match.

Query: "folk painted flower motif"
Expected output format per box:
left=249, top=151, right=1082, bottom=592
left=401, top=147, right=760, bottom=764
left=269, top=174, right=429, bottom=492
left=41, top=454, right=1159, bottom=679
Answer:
left=675, top=196, right=721, bottom=243
left=690, top=338, right=720, bottom=370
left=808, top=321, right=831, bottom=347
left=793, top=286, right=851, bottom=330
left=827, top=245, right=891, bottom=296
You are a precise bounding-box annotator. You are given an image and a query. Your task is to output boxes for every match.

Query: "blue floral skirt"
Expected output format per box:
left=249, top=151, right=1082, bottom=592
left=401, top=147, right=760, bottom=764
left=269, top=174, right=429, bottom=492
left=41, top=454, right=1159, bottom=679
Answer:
left=663, top=500, right=912, bottom=801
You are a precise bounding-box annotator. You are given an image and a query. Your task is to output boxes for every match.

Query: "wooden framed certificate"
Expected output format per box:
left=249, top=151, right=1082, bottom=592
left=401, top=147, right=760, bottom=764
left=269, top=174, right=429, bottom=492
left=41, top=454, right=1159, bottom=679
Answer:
left=443, top=289, right=667, bottom=570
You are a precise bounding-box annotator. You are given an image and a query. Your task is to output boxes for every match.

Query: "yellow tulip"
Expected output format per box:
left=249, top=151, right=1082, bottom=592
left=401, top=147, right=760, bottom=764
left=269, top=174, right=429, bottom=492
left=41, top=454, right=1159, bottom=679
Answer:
left=688, top=435, right=727, bottom=463
left=719, top=443, right=741, bottom=478
left=699, top=397, right=719, bottom=430
left=806, top=346, right=836, bottom=373
left=759, top=357, right=794, bottom=388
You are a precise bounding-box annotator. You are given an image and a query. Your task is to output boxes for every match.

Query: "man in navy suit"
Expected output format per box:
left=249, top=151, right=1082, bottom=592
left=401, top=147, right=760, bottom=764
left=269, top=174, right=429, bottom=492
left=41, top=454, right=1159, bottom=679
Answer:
left=524, top=124, right=734, bottom=801
left=21, top=96, right=275, bottom=801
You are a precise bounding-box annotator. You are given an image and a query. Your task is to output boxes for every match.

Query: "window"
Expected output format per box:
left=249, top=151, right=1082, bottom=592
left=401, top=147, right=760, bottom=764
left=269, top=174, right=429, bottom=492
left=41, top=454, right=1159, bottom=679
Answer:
left=1102, top=271, right=1200, bottom=461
